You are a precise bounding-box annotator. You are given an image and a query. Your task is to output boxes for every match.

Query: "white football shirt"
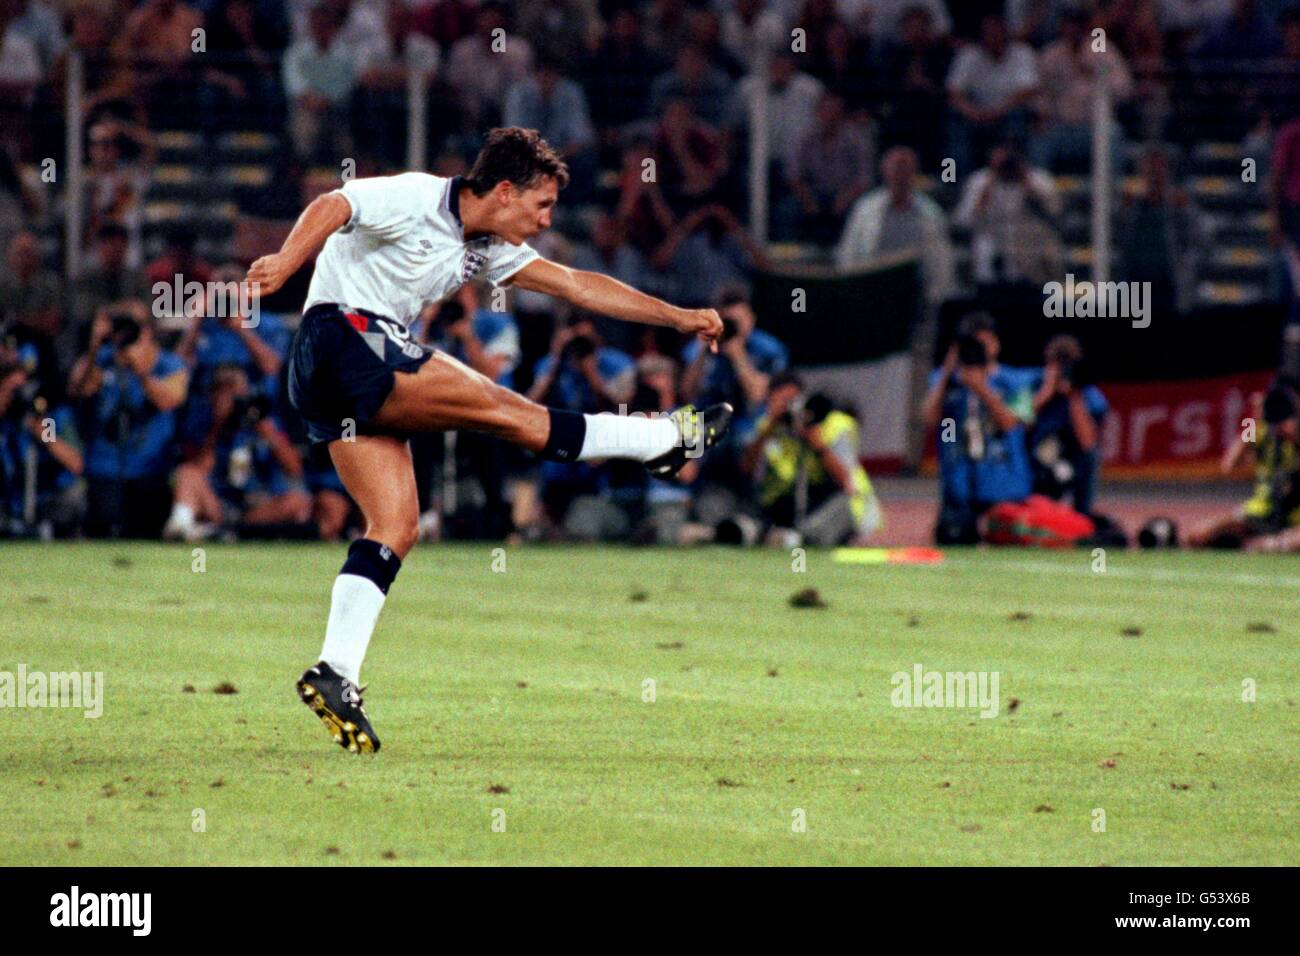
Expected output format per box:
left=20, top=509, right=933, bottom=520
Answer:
left=304, top=172, right=539, bottom=327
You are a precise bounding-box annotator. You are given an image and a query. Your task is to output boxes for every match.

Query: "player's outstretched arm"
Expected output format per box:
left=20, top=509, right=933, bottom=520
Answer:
left=508, top=258, right=723, bottom=352
left=245, top=192, right=353, bottom=297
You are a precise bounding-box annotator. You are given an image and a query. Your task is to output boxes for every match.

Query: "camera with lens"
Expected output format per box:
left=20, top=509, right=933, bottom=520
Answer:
left=1055, top=355, right=1093, bottom=389
left=777, top=392, right=834, bottom=431
left=563, top=334, right=596, bottom=362
left=955, top=332, right=988, bottom=368
left=109, top=311, right=142, bottom=351
left=230, top=391, right=273, bottom=428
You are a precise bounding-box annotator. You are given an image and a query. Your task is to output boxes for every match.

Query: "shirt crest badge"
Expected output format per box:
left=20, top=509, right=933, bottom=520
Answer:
left=461, top=248, right=488, bottom=282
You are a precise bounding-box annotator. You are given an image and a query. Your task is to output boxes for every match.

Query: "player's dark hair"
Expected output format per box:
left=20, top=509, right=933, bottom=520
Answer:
left=464, top=127, right=570, bottom=196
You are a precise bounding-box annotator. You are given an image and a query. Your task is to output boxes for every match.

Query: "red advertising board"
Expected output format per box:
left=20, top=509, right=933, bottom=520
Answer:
left=1096, top=371, right=1273, bottom=477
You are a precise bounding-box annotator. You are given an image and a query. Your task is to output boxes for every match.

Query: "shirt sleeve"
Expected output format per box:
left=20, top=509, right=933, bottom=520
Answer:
left=483, top=238, right=540, bottom=288
left=336, top=173, right=428, bottom=239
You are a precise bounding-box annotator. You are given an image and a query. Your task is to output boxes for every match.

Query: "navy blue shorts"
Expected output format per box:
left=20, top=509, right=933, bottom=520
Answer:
left=287, top=302, right=435, bottom=444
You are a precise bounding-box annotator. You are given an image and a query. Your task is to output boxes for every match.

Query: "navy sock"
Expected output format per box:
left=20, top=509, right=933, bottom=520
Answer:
left=540, top=408, right=587, bottom=462
left=340, top=538, right=402, bottom=595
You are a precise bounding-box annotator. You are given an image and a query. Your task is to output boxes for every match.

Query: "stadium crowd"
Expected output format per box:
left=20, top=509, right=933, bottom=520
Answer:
left=2, top=0, right=1300, bottom=548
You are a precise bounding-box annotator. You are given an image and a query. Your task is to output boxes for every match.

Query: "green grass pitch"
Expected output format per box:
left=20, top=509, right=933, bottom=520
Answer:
left=0, top=542, right=1295, bottom=866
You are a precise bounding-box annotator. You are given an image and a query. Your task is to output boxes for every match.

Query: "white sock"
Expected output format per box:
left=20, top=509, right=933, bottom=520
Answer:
left=578, top=412, right=679, bottom=462
left=320, top=574, right=387, bottom=684
left=168, top=503, right=194, bottom=528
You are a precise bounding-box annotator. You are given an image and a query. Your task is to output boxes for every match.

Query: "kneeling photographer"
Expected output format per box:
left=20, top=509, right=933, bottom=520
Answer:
left=740, top=372, right=881, bottom=547
left=921, top=313, right=1034, bottom=544
left=68, top=302, right=189, bottom=538
left=1029, top=335, right=1108, bottom=517
left=164, top=366, right=312, bottom=541
left=0, top=340, right=84, bottom=537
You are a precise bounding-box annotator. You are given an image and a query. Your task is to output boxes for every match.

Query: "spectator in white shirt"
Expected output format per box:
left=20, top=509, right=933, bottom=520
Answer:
left=946, top=13, right=1039, bottom=171
left=719, top=0, right=785, bottom=66
left=1030, top=8, right=1132, bottom=174
left=953, top=144, right=1064, bottom=288
left=836, top=146, right=955, bottom=306
left=728, top=50, right=824, bottom=183
left=283, top=4, right=357, bottom=161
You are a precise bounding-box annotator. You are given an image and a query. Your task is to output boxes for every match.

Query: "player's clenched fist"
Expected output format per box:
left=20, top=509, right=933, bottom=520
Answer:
left=246, top=253, right=294, bottom=297
left=679, top=308, right=723, bottom=352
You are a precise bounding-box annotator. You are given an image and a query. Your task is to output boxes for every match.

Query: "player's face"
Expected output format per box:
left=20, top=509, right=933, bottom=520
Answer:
left=504, top=177, right=559, bottom=244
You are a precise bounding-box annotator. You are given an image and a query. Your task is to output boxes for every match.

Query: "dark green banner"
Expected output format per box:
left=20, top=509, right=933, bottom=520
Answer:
left=751, top=259, right=923, bottom=366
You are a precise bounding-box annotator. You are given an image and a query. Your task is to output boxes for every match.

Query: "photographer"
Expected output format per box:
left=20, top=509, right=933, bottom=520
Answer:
left=953, top=143, right=1063, bottom=289
left=528, top=316, right=634, bottom=412
left=527, top=316, right=635, bottom=535
left=681, top=286, right=787, bottom=427
left=175, top=265, right=290, bottom=450
left=741, top=372, right=881, bottom=547
left=164, top=366, right=311, bottom=541
left=1190, top=378, right=1300, bottom=551
left=921, top=313, right=1034, bottom=544
left=0, top=343, right=84, bottom=537
left=69, top=301, right=188, bottom=538
left=1029, top=335, right=1108, bottom=516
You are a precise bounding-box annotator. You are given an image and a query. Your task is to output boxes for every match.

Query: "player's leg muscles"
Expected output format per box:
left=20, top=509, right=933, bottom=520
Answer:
left=372, top=350, right=683, bottom=465
left=372, top=351, right=550, bottom=452
left=311, top=434, right=416, bottom=688
left=329, top=433, right=420, bottom=557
